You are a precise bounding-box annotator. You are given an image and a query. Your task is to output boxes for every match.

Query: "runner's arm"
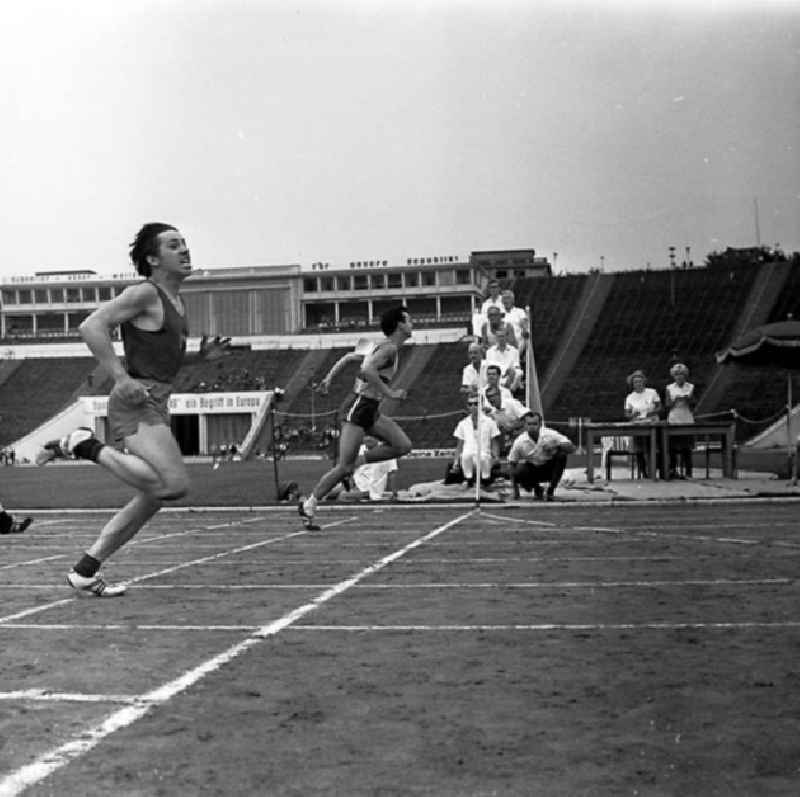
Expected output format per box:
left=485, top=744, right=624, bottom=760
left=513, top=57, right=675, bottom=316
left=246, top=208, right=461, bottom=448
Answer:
left=78, top=282, right=159, bottom=382
left=318, top=352, right=364, bottom=393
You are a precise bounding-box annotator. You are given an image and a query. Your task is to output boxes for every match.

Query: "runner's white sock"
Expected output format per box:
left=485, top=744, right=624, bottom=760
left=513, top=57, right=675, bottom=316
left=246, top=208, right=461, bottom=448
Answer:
left=304, top=495, right=318, bottom=515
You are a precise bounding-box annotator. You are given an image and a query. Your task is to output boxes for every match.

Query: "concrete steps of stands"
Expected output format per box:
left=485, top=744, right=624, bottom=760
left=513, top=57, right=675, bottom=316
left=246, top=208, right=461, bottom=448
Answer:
left=540, top=271, right=614, bottom=414
left=697, top=259, right=793, bottom=417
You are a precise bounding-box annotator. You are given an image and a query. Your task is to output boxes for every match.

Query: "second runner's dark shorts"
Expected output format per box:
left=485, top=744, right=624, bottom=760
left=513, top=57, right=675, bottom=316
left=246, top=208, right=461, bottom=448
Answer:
left=343, top=395, right=381, bottom=430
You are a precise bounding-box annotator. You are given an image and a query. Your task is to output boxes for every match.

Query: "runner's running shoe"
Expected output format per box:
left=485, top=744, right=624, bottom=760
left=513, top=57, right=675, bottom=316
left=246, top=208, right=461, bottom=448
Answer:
left=297, top=498, right=321, bottom=531
left=66, top=570, right=127, bottom=597
left=36, top=427, right=96, bottom=464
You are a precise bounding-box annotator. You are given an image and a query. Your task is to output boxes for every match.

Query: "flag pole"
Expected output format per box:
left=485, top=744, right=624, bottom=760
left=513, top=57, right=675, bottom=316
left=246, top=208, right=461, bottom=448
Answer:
left=475, top=386, right=483, bottom=508
left=525, top=305, right=531, bottom=410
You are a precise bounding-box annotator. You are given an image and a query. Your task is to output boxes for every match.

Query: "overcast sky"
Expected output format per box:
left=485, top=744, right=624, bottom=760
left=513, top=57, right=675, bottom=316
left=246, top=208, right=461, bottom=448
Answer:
left=1, top=0, right=798, bottom=278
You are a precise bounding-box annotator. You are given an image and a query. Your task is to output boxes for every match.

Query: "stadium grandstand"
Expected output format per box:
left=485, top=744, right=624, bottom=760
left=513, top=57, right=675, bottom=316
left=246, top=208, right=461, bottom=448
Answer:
left=1, top=245, right=798, bottom=467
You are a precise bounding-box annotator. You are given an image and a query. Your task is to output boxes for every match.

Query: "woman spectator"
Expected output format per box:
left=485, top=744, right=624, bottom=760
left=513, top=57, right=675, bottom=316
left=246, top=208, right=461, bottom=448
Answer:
left=665, top=363, right=696, bottom=479
left=624, top=370, right=661, bottom=478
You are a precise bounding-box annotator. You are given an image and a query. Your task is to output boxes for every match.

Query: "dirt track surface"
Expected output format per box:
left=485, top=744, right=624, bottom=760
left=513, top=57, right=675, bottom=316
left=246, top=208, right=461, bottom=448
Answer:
left=2, top=504, right=800, bottom=796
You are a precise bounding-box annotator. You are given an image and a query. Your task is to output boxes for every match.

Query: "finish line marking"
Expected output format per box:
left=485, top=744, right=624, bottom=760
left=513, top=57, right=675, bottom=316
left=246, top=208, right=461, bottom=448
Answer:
left=0, top=510, right=473, bottom=796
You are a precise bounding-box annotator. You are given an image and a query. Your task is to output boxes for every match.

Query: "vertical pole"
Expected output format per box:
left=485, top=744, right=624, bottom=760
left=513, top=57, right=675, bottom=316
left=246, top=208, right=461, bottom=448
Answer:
left=271, top=407, right=280, bottom=500
left=788, top=372, right=797, bottom=485
left=525, top=305, right=531, bottom=409
left=474, top=387, right=483, bottom=508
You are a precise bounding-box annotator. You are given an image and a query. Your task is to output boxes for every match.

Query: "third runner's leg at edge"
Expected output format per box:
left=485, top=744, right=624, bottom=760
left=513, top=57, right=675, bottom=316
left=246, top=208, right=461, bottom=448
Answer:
left=38, top=423, right=188, bottom=597
left=299, top=415, right=412, bottom=530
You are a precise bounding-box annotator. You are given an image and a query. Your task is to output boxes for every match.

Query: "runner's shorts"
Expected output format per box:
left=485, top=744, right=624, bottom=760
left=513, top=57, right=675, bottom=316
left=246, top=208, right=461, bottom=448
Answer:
left=107, top=379, right=173, bottom=449
left=343, top=395, right=381, bottom=430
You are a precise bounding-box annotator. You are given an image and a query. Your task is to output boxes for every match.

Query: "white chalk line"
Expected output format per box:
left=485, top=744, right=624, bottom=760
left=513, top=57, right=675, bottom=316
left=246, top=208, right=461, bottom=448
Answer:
left=0, top=555, right=66, bottom=570
left=0, top=690, right=137, bottom=705
left=0, top=577, right=792, bottom=591
left=478, top=511, right=556, bottom=526
left=2, top=554, right=764, bottom=571
left=289, top=621, right=800, bottom=632
left=0, top=517, right=355, bottom=626
left=4, top=619, right=800, bottom=635
left=0, top=624, right=257, bottom=632
left=0, top=510, right=473, bottom=796
left=571, top=525, right=775, bottom=547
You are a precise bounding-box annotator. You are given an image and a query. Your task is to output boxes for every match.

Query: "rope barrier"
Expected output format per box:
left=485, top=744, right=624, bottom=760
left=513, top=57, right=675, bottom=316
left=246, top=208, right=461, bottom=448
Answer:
left=273, top=404, right=789, bottom=431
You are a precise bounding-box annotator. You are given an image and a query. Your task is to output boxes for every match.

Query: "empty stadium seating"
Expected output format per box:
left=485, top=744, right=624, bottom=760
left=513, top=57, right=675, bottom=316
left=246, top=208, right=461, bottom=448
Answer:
left=2, top=261, right=797, bottom=453
left=0, top=357, right=96, bottom=446
left=550, top=266, right=759, bottom=425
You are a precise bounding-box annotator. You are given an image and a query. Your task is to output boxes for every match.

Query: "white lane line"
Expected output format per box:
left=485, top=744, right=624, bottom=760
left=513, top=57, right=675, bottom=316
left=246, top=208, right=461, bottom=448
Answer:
left=135, top=514, right=267, bottom=543
left=0, top=510, right=473, bottom=796
left=289, top=621, right=800, bottom=631
left=121, top=516, right=356, bottom=587
left=5, top=618, right=800, bottom=634
left=0, top=577, right=791, bottom=591
left=0, top=624, right=258, bottom=632
left=0, top=690, right=137, bottom=705
left=0, top=555, right=66, bottom=571
left=572, top=525, right=764, bottom=547
left=479, top=511, right=555, bottom=527
left=0, top=517, right=356, bottom=626
left=78, top=554, right=791, bottom=566
left=0, top=600, right=76, bottom=623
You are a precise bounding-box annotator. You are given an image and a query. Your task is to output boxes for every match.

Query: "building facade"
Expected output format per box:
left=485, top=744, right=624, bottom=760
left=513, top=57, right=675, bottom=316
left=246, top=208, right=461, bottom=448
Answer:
left=0, top=249, right=551, bottom=340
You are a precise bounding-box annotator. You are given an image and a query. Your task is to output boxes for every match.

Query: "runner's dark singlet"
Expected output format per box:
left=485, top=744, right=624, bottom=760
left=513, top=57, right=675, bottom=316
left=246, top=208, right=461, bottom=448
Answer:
left=121, top=282, right=188, bottom=382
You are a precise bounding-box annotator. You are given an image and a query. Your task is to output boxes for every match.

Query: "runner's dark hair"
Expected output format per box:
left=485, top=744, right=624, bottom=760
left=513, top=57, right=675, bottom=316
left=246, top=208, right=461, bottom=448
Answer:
left=380, top=306, right=409, bottom=337
left=129, top=223, right=177, bottom=277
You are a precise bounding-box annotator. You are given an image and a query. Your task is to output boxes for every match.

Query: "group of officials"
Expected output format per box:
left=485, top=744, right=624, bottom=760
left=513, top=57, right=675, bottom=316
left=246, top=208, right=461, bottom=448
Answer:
left=454, top=280, right=575, bottom=500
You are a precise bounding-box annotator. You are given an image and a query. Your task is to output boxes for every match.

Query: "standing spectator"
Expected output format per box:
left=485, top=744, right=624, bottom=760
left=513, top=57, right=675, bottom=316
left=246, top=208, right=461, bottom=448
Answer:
left=452, top=395, right=501, bottom=488
left=480, top=279, right=504, bottom=320
left=485, top=328, right=521, bottom=392
left=624, top=369, right=662, bottom=478
left=509, top=411, right=576, bottom=501
left=500, top=290, right=529, bottom=345
left=480, top=306, right=518, bottom=348
left=461, top=342, right=489, bottom=395
left=665, top=363, right=696, bottom=478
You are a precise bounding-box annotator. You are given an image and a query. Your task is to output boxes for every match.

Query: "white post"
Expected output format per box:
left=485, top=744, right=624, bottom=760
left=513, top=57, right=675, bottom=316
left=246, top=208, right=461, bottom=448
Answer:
left=475, top=387, right=483, bottom=506
left=788, top=372, right=797, bottom=485
left=525, top=305, right=531, bottom=409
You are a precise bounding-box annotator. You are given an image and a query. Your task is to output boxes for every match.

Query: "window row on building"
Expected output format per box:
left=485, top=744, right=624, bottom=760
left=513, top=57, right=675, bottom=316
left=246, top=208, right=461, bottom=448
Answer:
left=1, top=285, right=125, bottom=306
left=302, top=267, right=474, bottom=294
left=303, top=294, right=473, bottom=330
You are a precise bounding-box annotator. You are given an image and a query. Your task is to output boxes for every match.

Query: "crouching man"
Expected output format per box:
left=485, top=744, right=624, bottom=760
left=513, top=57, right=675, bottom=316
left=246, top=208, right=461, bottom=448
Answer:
left=509, top=412, right=576, bottom=501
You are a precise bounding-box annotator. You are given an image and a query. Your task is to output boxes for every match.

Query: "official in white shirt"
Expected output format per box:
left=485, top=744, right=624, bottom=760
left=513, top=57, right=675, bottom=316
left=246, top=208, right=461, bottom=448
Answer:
left=509, top=411, right=576, bottom=501
left=452, top=395, right=501, bottom=487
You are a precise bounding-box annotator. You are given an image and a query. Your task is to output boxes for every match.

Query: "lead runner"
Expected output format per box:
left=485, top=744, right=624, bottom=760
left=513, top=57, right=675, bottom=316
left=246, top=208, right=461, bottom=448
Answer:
left=37, top=223, right=192, bottom=596
left=298, top=305, right=413, bottom=530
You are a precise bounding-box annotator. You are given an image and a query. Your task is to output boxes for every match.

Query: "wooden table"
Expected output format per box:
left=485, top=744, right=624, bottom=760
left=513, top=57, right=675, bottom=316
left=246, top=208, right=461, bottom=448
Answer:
left=584, top=422, right=660, bottom=483
left=658, top=421, right=736, bottom=480
left=584, top=421, right=736, bottom=483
